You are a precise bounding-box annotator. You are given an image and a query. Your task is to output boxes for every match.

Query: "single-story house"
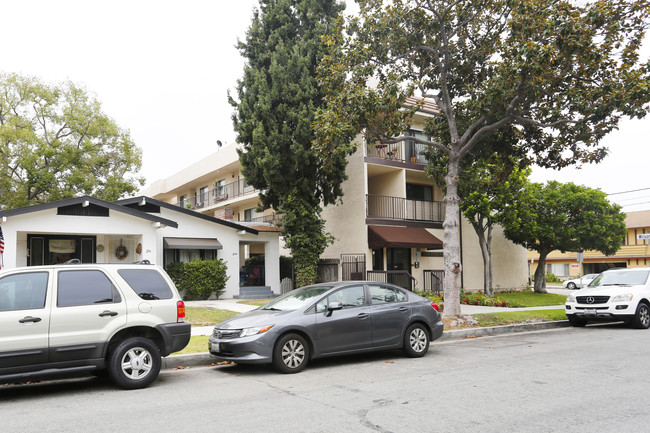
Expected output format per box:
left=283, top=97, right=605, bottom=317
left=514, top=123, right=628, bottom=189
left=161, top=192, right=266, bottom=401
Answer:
left=0, top=195, right=281, bottom=298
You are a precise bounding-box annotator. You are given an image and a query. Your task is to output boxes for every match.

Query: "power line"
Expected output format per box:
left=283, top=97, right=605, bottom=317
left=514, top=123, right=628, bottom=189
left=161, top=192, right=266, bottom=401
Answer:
left=607, top=187, right=650, bottom=196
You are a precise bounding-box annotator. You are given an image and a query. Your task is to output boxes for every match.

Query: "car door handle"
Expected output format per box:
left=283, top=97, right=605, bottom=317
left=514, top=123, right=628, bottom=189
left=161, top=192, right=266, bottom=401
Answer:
left=99, top=311, right=118, bottom=317
left=399, top=307, right=409, bottom=312
left=357, top=313, right=370, bottom=319
left=19, top=316, right=42, bottom=323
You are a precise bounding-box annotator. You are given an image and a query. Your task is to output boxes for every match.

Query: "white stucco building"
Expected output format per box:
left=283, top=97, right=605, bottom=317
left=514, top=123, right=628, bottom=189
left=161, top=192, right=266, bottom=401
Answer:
left=0, top=196, right=281, bottom=298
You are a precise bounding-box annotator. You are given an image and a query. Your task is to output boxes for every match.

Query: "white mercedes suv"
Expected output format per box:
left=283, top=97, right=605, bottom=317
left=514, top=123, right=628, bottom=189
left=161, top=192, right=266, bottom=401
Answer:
left=0, top=261, right=190, bottom=389
left=565, top=268, right=650, bottom=328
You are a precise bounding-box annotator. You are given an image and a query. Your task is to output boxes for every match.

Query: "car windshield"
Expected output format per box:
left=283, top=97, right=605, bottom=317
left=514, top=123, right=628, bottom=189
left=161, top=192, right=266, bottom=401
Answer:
left=260, top=285, right=333, bottom=311
left=590, top=270, right=650, bottom=287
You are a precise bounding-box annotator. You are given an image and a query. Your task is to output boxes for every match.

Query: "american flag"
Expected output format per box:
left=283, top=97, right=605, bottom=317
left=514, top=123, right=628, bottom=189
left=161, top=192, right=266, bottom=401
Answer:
left=0, top=226, right=4, bottom=254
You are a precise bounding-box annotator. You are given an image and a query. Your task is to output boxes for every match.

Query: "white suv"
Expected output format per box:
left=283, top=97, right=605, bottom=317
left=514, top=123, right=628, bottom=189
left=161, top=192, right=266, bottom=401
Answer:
left=0, top=261, right=190, bottom=389
left=565, top=268, right=650, bottom=329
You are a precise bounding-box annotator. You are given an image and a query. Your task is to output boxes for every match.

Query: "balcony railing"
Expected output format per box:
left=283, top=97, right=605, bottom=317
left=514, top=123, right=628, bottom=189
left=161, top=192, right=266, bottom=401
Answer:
left=367, top=140, right=430, bottom=164
left=367, top=194, right=445, bottom=223
left=244, top=213, right=282, bottom=225
left=179, top=179, right=257, bottom=210
left=367, top=270, right=417, bottom=291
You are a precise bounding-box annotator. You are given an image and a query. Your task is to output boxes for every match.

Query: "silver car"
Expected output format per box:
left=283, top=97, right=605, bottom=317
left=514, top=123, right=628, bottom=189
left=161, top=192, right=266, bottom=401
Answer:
left=208, top=282, right=443, bottom=373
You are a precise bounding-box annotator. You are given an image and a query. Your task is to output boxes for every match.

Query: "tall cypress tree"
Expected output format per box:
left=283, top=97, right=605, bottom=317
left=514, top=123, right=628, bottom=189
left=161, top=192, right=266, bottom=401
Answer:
left=231, top=0, right=347, bottom=287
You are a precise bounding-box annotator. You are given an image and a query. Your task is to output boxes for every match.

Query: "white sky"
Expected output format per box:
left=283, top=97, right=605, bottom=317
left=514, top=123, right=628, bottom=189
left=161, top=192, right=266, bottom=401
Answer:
left=2, top=0, right=649, bottom=211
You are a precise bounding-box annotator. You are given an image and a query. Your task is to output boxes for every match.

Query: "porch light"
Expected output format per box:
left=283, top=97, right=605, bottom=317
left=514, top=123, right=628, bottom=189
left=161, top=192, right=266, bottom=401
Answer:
left=139, top=198, right=146, bottom=206
left=82, top=200, right=89, bottom=207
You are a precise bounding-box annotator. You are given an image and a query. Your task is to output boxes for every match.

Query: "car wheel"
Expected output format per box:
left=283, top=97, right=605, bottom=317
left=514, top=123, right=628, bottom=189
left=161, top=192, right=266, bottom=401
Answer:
left=273, top=333, right=309, bottom=374
left=108, top=337, right=161, bottom=390
left=403, top=323, right=430, bottom=357
left=632, top=303, right=650, bottom=329
left=567, top=315, right=587, bottom=327
left=567, top=282, right=577, bottom=290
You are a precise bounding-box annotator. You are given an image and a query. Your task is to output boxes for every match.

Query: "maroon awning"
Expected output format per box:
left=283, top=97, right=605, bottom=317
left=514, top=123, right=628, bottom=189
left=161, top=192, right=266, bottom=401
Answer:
left=368, top=225, right=443, bottom=249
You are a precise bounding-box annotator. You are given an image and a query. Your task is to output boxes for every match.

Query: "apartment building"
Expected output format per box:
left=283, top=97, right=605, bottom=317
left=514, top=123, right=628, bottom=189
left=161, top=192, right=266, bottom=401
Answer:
left=142, top=103, right=529, bottom=293
left=528, top=210, right=650, bottom=279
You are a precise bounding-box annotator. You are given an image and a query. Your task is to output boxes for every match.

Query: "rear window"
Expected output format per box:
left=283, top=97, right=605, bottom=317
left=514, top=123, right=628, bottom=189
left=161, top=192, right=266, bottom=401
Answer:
left=118, top=269, right=173, bottom=300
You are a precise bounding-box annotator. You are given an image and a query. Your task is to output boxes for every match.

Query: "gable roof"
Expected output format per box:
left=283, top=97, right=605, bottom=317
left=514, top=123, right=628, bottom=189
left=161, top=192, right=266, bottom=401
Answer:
left=114, top=196, right=260, bottom=234
left=626, top=210, right=650, bottom=229
left=0, top=196, right=179, bottom=228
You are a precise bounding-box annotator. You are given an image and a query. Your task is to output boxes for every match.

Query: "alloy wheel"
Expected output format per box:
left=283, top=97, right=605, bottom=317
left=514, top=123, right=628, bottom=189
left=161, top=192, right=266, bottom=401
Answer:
left=120, top=347, right=153, bottom=380
left=281, top=339, right=305, bottom=369
left=410, top=328, right=428, bottom=353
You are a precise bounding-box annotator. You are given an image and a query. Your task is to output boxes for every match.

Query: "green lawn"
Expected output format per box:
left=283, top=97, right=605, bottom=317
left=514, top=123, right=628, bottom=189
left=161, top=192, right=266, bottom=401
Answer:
left=237, top=299, right=270, bottom=307
left=174, top=335, right=210, bottom=355
left=473, top=309, right=567, bottom=327
left=185, top=307, right=239, bottom=326
left=496, top=291, right=567, bottom=307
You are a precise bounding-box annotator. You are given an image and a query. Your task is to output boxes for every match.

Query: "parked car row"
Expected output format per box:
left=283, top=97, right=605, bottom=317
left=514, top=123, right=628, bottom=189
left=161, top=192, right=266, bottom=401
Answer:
left=1, top=262, right=443, bottom=389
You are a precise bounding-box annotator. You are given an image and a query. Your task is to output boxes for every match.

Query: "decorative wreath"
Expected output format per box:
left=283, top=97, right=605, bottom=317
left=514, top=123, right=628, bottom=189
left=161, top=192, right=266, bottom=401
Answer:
left=115, top=240, right=128, bottom=260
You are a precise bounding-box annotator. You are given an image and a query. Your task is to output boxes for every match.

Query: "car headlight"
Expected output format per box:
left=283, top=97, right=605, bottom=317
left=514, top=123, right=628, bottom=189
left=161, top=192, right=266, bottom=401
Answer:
left=239, top=325, right=274, bottom=337
left=566, top=295, right=575, bottom=303
left=612, top=293, right=633, bottom=303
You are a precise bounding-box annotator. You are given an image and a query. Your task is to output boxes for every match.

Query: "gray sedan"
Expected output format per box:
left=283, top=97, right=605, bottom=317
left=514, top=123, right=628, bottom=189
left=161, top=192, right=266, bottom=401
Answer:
left=208, top=282, right=443, bottom=373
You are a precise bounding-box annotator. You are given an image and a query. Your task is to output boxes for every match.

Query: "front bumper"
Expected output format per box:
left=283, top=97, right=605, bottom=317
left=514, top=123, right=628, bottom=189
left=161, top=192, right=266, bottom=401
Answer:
left=208, top=331, right=275, bottom=364
left=565, top=302, right=635, bottom=322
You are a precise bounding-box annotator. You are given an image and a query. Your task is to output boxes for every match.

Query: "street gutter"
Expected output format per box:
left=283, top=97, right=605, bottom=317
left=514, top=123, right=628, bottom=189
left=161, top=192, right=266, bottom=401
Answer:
left=162, top=320, right=571, bottom=370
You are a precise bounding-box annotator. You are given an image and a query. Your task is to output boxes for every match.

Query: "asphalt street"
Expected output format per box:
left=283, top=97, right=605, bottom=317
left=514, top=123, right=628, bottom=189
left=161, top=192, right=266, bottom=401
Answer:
left=1, top=323, right=648, bottom=433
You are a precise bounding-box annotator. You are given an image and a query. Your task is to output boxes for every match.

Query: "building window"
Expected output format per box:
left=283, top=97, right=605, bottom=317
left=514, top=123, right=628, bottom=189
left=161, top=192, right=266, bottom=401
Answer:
left=180, top=194, right=187, bottom=208
left=406, top=184, right=433, bottom=202
left=216, top=179, right=226, bottom=197
left=244, top=208, right=258, bottom=222
left=546, top=263, right=570, bottom=277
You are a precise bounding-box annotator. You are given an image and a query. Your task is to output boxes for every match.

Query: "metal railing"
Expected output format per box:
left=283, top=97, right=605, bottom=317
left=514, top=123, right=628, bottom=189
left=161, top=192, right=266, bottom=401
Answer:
left=367, top=194, right=445, bottom=223
left=244, top=213, right=282, bottom=224
left=178, top=179, right=257, bottom=210
left=423, top=270, right=444, bottom=296
left=366, top=270, right=417, bottom=291
left=367, top=141, right=430, bottom=164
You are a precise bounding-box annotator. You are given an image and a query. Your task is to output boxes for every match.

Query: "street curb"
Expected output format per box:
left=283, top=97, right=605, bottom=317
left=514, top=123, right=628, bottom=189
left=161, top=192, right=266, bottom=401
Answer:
left=161, top=320, right=571, bottom=370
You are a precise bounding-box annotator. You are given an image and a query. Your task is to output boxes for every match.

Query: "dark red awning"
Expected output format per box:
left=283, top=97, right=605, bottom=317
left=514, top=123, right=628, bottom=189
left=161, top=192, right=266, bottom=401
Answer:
left=368, top=225, right=443, bottom=249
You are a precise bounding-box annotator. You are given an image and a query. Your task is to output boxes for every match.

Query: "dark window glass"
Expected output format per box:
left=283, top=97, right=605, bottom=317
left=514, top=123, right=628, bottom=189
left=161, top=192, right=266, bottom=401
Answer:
left=406, top=184, right=433, bottom=202
left=30, top=237, right=45, bottom=266
left=316, top=285, right=365, bottom=312
left=0, top=272, right=48, bottom=311
left=58, top=270, right=118, bottom=307
left=118, top=269, right=173, bottom=300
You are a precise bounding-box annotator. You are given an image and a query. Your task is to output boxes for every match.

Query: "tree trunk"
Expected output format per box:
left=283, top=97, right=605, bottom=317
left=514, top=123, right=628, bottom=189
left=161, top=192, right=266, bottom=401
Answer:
left=442, top=156, right=462, bottom=318
left=472, top=223, right=490, bottom=296
left=533, top=251, right=549, bottom=294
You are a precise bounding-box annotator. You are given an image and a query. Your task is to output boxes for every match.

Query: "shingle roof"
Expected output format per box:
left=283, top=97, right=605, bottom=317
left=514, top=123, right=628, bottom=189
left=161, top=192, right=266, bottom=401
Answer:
left=403, top=96, right=441, bottom=115
left=626, top=210, right=650, bottom=229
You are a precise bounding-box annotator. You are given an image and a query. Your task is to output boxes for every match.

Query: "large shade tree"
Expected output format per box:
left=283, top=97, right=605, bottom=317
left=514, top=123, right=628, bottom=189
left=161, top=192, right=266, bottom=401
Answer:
left=314, top=0, right=650, bottom=317
left=0, top=73, right=144, bottom=209
left=501, top=181, right=627, bottom=293
left=230, top=0, right=347, bottom=287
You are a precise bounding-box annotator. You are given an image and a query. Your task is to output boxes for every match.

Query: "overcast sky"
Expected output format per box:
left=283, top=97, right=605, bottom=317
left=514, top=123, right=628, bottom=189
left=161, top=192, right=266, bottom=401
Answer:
left=3, top=0, right=649, bottom=211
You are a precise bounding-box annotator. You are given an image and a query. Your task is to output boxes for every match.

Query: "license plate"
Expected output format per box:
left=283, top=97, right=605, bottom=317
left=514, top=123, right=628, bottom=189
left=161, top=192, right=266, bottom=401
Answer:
left=583, top=309, right=597, bottom=315
left=211, top=342, right=220, bottom=353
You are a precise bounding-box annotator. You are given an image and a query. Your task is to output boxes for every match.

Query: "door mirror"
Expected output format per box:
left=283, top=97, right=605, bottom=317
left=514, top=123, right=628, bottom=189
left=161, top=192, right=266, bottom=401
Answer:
left=325, top=301, right=343, bottom=317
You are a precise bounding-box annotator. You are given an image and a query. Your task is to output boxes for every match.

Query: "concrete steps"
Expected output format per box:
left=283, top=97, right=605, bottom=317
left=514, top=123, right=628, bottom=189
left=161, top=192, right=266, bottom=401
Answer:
left=234, top=286, right=277, bottom=299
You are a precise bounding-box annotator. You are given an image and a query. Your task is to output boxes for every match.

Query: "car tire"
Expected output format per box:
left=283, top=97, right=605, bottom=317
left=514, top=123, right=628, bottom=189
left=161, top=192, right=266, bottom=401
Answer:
left=632, top=303, right=650, bottom=329
left=567, top=282, right=577, bottom=290
left=108, top=337, right=161, bottom=390
left=273, top=333, right=309, bottom=374
left=403, top=323, right=430, bottom=357
left=567, top=315, right=587, bottom=327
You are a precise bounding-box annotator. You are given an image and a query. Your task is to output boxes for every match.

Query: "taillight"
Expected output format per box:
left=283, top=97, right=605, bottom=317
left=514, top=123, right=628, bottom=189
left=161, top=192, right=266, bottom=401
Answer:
left=177, top=300, right=186, bottom=323
left=431, top=302, right=439, bottom=312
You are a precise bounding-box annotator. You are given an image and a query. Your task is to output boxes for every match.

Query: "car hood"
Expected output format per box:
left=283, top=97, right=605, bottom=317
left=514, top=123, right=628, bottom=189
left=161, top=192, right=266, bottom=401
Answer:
left=574, top=285, right=644, bottom=296
left=214, top=308, right=297, bottom=329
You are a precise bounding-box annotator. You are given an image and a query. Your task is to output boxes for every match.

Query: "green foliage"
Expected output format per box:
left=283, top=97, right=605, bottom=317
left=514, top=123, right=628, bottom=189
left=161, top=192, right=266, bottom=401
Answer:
left=314, top=0, right=650, bottom=315
left=545, top=273, right=562, bottom=284
left=231, top=0, right=345, bottom=286
left=501, top=181, right=627, bottom=292
left=166, top=260, right=229, bottom=300
left=0, top=73, right=144, bottom=209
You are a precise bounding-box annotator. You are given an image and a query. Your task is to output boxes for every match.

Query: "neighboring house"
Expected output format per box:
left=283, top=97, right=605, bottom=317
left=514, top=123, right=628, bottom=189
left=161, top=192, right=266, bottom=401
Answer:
left=0, top=196, right=281, bottom=298
left=140, top=99, right=529, bottom=293
left=528, top=210, right=650, bottom=280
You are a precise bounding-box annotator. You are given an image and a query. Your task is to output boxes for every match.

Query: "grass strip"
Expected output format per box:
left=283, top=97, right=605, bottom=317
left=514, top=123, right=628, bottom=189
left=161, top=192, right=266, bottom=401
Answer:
left=185, top=307, right=239, bottom=326
left=495, top=291, right=567, bottom=307
left=473, top=309, right=567, bottom=327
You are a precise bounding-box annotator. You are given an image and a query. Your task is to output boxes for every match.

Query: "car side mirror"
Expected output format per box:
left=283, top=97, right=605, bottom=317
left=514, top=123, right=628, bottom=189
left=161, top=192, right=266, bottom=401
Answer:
left=325, top=301, right=343, bottom=317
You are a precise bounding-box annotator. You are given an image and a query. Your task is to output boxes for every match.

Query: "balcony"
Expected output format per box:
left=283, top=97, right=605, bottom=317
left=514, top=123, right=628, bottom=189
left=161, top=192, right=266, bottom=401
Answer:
left=366, top=194, right=445, bottom=224
left=367, top=140, right=430, bottom=165
left=179, top=179, right=257, bottom=210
